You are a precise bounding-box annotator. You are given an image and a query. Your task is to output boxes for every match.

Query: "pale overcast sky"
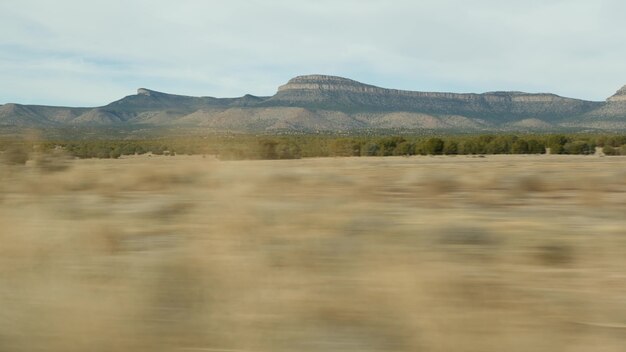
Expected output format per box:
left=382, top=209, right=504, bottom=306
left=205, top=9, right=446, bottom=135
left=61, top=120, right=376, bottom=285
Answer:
left=1, top=0, right=625, bottom=106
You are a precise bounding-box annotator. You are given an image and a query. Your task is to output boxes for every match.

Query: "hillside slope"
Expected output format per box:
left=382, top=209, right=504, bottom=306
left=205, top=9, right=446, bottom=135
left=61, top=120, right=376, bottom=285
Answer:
left=1, top=75, right=625, bottom=132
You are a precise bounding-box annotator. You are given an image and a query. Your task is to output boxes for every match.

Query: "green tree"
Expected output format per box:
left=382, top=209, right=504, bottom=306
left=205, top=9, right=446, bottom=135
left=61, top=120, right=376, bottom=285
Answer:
left=485, top=135, right=515, bottom=154
left=275, top=141, right=302, bottom=159
left=110, top=147, right=122, bottom=159
left=527, top=139, right=546, bottom=154
left=457, top=140, right=478, bottom=155
left=258, top=140, right=278, bottom=159
left=393, top=141, right=414, bottom=156
left=361, top=142, right=380, bottom=156
left=422, top=138, right=444, bottom=155
left=443, top=140, right=458, bottom=155
left=547, top=135, right=568, bottom=154
left=563, top=141, right=594, bottom=155
left=603, top=145, right=619, bottom=156
left=511, top=139, right=529, bottom=154
left=329, top=139, right=360, bottom=157
left=379, top=137, right=406, bottom=156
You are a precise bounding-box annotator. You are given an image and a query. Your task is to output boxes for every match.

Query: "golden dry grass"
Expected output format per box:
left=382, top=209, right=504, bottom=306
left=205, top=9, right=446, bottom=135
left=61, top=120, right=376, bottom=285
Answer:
left=1, top=154, right=626, bottom=351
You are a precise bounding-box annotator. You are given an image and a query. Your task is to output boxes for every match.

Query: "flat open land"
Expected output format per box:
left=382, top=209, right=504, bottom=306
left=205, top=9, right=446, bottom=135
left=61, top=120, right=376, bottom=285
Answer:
left=1, top=155, right=626, bottom=351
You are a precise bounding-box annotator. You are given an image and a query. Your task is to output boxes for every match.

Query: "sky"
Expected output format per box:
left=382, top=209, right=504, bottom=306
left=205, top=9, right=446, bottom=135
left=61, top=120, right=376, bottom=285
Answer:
left=1, top=0, right=625, bottom=106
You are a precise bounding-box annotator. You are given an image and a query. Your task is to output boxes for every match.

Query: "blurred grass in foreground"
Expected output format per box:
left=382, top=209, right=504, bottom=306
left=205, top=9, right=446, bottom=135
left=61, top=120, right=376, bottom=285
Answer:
left=1, top=154, right=625, bottom=351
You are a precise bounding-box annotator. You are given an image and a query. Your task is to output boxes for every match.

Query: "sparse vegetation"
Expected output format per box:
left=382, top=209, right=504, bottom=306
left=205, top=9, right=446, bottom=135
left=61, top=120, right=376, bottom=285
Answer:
left=3, top=133, right=624, bottom=161
left=1, top=143, right=29, bottom=165
left=1, top=154, right=625, bottom=351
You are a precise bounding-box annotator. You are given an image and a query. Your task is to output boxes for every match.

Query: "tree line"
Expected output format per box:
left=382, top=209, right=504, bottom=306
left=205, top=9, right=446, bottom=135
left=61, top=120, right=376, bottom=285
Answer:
left=1, top=134, right=626, bottom=163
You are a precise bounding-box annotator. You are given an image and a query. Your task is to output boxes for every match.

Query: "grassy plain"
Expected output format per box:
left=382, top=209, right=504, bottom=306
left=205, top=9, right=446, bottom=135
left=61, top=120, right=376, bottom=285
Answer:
left=1, top=154, right=626, bottom=351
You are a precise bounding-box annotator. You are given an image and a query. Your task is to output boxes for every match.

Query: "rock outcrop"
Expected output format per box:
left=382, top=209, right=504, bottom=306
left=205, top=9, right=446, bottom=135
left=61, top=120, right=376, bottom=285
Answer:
left=607, top=85, right=626, bottom=102
left=278, top=75, right=570, bottom=103
left=1, top=75, right=625, bottom=132
left=137, top=88, right=153, bottom=96
left=268, top=75, right=601, bottom=122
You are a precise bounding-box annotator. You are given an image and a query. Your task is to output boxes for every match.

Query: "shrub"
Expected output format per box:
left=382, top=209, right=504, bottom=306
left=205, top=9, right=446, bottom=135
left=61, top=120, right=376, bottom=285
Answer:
left=527, top=139, right=546, bottom=154
left=275, top=141, right=302, bottom=159
left=379, top=137, right=406, bottom=156
left=511, top=140, right=529, bottom=154
left=486, top=136, right=514, bottom=154
left=457, top=140, right=481, bottom=155
left=393, top=141, right=414, bottom=156
left=361, top=142, right=380, bottom=156
left=421, top=138, right=445, bottom=155
left=2, top=145, right=29, bottom=165
left=329, top=139, right=360, bottom=157
left=546, top=135, right=568, bottom=154
left=536, top=244, right=574, bottom=266
left=35, top=150, right=72, bottom=172
left=563, top=141, right=595, bottom=155
left=604, top=145, right=626, bottom=156
left=110, top=148, right=122, bottom=159
left=258, top=140, right=278, bottom=159
left=443, top=140, right=458, bottom=155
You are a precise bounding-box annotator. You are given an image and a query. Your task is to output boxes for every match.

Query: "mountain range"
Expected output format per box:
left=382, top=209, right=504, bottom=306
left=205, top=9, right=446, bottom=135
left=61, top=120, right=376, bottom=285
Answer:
left=2, top=75, right=626, bottom=133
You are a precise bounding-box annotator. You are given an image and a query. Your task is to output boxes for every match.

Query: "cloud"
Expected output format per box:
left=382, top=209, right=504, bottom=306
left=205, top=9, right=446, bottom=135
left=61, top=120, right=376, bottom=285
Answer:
left=1, top=0, right=625, bottom=106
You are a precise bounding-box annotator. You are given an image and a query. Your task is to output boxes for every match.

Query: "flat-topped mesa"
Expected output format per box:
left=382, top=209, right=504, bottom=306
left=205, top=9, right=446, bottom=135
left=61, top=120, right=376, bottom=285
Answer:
left=1, top=74, right=622, bottom=131
left=277, top=74, right=471, bottom=99
left=607, top=85, right=626, bottom=102
left=278, top=75, right=381, bottom=93
left=277, top=75, right=570, bottom=103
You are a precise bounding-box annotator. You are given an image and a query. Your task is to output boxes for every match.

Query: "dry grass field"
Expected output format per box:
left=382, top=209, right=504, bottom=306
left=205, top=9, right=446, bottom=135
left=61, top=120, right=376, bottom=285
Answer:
left=1, top=154, right=626, bottom=351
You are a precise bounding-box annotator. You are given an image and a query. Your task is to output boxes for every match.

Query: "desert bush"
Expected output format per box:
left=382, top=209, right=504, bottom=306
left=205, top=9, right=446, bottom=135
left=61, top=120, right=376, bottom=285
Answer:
left=1, top=145, right=29, bottom=165
left=275, top=141, right=302, bottom=159
left=603, top=145, right=618, bottom=155
left=361, top=142, right=380, bottom=156
left=35, top=150, right=72, bottom=172
left=110, top=148, right=122, bottom=159
left=258, top=139, right=278, bottom=159
left=329, top=139, right=361, bottom=157
left=415, top=138, right=444, bottom=155
left=535, top=243, right=574, bottom=266
left=437, top=226, right=498, bottom=262
left=515, top=175, right=547, bottom=193
left=563, top=140, right=595, bottom=155
left=443, top=140, right=458, bottom=155
left=457, top=139, right=482, bottom=154
left=421, top=175, right=460, bottom=196
left=486, top=136, right=515, bottom=154
left=393, top=141, right=414, bottom=156
left=151, top=146, right=166, bottom=155
left=603, top=145, right=625, bottom=156
left=598, top=135, right=626, bottom=147
left=526, top=139, right=546, bottom=154
left=439, top=226, right=495, bottom=246
left=511, top=139, right=529, bottom=154
left=378, top=137, right=406, bottom=156
left=546, top=135, right=568, bottom=154
left=4, top=133, right=624, bottom=160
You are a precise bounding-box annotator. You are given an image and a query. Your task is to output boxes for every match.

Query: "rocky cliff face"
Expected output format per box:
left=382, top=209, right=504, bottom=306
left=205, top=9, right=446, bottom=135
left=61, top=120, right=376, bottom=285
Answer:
left=268, top=75, right=601, bottom=122
left=607, top=85, right=626, bottom=102
left=278, top=75, right=568, bottom=102
left=278, top=75, right=380, bottom=93
left=137, top=88, right=153, bottom=96
left=1, top=75, right=625, bottom=132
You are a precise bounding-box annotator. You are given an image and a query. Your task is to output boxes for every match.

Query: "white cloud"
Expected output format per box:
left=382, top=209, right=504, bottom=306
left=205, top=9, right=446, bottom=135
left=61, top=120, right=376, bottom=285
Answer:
left=1, top=0, right=625, bottom=105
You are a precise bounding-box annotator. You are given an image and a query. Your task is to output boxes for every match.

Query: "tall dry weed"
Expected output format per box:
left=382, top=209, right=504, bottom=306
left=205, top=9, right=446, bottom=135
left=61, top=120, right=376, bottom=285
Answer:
left=0, top=155, right=625, bottom=351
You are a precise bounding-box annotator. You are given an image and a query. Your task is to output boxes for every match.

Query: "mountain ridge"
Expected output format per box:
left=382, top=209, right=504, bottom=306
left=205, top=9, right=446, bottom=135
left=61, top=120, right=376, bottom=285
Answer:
left=1, top=74, right=625, bottom=132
